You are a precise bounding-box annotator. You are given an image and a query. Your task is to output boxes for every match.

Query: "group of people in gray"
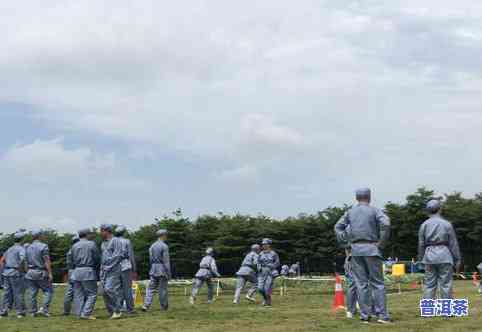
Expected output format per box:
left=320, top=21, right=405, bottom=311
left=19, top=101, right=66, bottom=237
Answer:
left=335, top=188, right=461, bottom=324
left=0, top=186, right=463, bottom=323
left=0, top=224, right=139, bottom=320
left=189, top=238, right=281, bottom=307
left=0, top=223, right=286, bottom=320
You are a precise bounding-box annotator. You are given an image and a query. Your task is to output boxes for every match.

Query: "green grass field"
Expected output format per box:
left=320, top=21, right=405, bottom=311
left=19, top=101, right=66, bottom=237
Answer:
left=0, top=280, right=480, bottom=332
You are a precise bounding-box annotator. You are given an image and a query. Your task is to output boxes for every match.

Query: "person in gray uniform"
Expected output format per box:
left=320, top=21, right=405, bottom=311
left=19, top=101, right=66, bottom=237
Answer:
left=63, top=234, right=80, bottom=316
left=25, top=229, right=54, bottom=317
left=257, top=238, right=280, bottom=307
left=190, top=247, right=221, bottom=305
left=418, top=199, right=461, bottom=299
left=100, top=224, right=126, bottom=319
left=142, top=229, right=171, bottom=311
left=280, top=265, right=290, bottom=277
left=289, top=262, right=300, bottom=277
left=72, top=228, right=100, bottom=320
left=335, top=188, right=391, bottom=324
left=115, top=225, right=137, bottom=314
left=233, top=244, right=260, bottom=304
left=0, top=231, right=27, bottom=319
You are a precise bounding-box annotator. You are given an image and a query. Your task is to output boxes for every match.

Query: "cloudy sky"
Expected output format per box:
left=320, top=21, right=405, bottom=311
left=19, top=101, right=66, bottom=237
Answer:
left=1, top=0, right=482, bottom=233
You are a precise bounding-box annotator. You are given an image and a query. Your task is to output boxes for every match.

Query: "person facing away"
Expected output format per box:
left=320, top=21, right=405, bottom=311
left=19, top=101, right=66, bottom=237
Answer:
left=0, top=231, right=27, bottom=319
left=71, top=228, right=101, bottom=320
left=280, top=265, right=290, bottom=277
left=289, top=262, right=300, bottom=277
left=233, top=244, right=260, bottom=304
left=334, top=188, right=391, bottom=324
left=115, top=225, right=137, bottom=314
left=25, top=229, right=54, bottom=317
left=190, top=247, right=221, bottom=305
left=100, top=223, right=126, bottom=319
left=418, top=199, right=461, bottom=299
left=63, top=234, right=79, bottom=316
left=257, top=238, right=280, bottom=307
left=142, top=229, right=171, bottom=312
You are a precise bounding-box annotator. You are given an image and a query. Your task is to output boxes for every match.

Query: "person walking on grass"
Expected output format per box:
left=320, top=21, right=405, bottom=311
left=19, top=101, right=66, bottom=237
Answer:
left=142, top=229, right=171, bottom=312
left=233, top=244, right=260, bottom=304
left=190, top=247, right=221, bottom=305
left=257, top=238, right=280, bottom=307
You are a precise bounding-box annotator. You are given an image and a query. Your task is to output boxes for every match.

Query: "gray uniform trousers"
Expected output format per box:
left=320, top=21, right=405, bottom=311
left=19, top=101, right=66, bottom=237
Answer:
left=344, top=258, right=358, bottom=314
left=423, top=263, right=453, bottom=299
left=27, top=278, right=54, bottom=314
left=234, top=275, right=257, bottom=303
left=102, top=271, right=123, bottom=314
left=73, top=280, right=98, bottom=317
left=257, top=270, right=274, bottom=305
left=120, top=270, right=135, bottom=313
left=144, top=276, right=169, bottom=310
left=350, top=256, right=388, bottom=321
left=191, top=278, right=214, bottom=301
left=0, top=279, right=13, bottom=311
left=63, top=281, right=75, bottom=314
left=0, top=276, right=26, bottom=316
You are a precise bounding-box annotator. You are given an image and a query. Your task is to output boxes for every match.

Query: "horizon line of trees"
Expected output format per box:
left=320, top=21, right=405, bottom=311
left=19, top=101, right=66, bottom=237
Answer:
left=1, top=187, right=481, bottom=282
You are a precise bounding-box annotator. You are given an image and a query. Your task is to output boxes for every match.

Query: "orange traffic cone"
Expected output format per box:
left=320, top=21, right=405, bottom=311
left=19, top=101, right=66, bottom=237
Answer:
left=472, top=273, right=479, bottom=287
left=410, top=280, right=419, bottom=289
left=332, top=274, right=345, bottom=312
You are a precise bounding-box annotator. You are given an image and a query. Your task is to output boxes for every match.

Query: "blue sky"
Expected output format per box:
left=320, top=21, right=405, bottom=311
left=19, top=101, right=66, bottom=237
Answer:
left=1, top=0, right=482, bottom=232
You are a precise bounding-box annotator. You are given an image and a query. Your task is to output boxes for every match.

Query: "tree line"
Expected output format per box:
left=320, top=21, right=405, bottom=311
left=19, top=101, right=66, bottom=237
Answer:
left=1, top=187, right=481, bottom=282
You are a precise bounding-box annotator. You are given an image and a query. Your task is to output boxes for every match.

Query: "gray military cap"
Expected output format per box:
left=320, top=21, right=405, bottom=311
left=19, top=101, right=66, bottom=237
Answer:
left=426, top=199, right=442, bottom=214
left=78, top=228, right=93, bottom=237
left=261, top=238, right=273, bottom=245
left=14, top=231, right=26, bottom=241
left=355, top=188, right=371, bottom=200
left=100, top=224, right=114, bottom=232
left=30, top=229, right=43, bottom=237
left=156, top=229, right=168, bottom=237
left=205, top=247, right=214, bottom=255
left=251, top=244, right=261, bottom=251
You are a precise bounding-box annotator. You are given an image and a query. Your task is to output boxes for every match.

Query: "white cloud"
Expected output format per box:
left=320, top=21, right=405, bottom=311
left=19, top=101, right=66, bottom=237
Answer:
left=2, top=1, right=482, bottom=229
left=2, top=138, right=115, bottom=183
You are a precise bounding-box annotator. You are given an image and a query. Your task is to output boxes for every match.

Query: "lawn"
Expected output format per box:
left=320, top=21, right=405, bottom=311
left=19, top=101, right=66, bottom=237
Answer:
left=0, top=280, right=480, bottom=332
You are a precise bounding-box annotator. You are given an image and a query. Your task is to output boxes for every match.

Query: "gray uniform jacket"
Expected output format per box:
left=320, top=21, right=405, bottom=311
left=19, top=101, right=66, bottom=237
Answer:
left=418, top=215, right=461, bottom=266
left=2, top=244, right=26, bottom=277
left=119, top=237, right=136, bottom=272
left=195, top=255, right=220, bottom=279
left=25, top=240, right=50, bottom=280
left=101, top=237, right=126, bottom=274
left=258, top=250, right=280, bottom=277
left=149, top=240, right=171, bottom=279
left=335, top=203, right=390, bottom=257
left=71, top=239, right=100, bottom=281
left=236, top=252, right=259, bottom=277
